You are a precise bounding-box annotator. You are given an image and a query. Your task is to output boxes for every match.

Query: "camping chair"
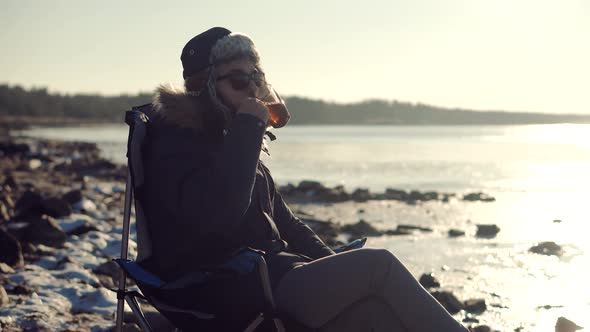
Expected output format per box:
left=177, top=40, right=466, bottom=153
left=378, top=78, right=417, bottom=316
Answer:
left=113, top=105, right=366, bottom=332
left=113, top=105, right=287, bottom=332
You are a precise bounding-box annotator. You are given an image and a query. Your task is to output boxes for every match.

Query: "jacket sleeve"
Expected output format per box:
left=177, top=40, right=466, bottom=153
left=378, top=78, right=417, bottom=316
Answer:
left=265, top=168, right=335, bottom=259
left=157, top=113, right=267, bottom=236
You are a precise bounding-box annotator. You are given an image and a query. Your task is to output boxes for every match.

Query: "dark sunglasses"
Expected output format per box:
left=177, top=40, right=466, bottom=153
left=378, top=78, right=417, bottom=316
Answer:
left=217, top=71, right=266, bottom=90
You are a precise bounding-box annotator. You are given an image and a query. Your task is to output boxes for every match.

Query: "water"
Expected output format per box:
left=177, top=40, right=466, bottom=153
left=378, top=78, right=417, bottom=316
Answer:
left=19, top=124, right=590, bottom=330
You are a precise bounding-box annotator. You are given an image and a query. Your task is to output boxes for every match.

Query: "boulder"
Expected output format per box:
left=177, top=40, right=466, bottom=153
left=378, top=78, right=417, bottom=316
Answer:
left=383, top=188, right=408, bottom=201
left=297, top=180, right=325, bottom=194
left=301, top=217, right=341, bottom=247
left=397, top=224, right=433, bottom=233
left=556, top=316, right=583, bottom=332
left=351, top=188, right=372, bottom=202
left=14, top=190, right=44, bottom=218
left=419, top=273, right=440, bottom=289
left=469, top=326, right=491, bottom=332
left=3, top=173, right=18, bottom=190
left=41, top=197, right=72, bottom=218
left=0, top=262, right=15, bottom=274
left=0, top=285, right=9, bottom=307
left=529, top=241, right=563, bottom=256
left=21, top=215, right=66, bottom=247
left=0, top=229, right=23, bottom=268
left=384, top=228, right=412, bottom=236
left=463, top=192, right=495, bottom=202
left=430, top=291, right=464, bottom=314
left=61, top=189, right=83, bottom=205
left=0, top=201, right=10, bottom=223
left=448, top=229, right=466, bottom=237
left=9, top=284, right=35, bottom=295
left=464, top=299, right=486, bottom=313
left=341, top=220, right=382, bottom=238
left=27, top=159, right=42, bottom=170
left=476, top=224, right=500, bottom=238
left=0, top=141, right=30, bottom=156
left=318, top=186, right=350, bottom=202
left=277, top=183, right=296, bottom=196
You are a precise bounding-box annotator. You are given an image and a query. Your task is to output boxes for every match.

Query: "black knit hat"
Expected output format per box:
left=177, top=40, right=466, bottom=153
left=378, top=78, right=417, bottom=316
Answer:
left=181, top=27, right=231, bottom=79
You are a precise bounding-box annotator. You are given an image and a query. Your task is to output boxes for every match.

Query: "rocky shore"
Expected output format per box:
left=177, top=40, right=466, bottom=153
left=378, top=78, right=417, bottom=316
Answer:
left=0, top=134, right=580, bottom=332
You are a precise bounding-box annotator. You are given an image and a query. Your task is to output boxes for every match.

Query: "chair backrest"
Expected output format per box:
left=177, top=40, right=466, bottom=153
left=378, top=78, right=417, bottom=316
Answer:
left=124, top=105, right=153, bottom=262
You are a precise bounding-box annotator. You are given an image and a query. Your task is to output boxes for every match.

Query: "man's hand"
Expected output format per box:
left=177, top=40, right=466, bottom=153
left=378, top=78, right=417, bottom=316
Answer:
left=236, top=98, right=270, bottom=124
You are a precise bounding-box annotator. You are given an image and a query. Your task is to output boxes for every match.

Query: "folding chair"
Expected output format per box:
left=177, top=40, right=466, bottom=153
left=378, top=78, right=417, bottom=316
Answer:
left=112, top=105, right=294, bottom=332
left=113, top=105, right=366, bottom=332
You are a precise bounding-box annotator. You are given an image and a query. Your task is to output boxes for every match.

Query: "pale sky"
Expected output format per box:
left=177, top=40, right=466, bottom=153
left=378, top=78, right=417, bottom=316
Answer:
left=1, top=0, right=589, bottom=114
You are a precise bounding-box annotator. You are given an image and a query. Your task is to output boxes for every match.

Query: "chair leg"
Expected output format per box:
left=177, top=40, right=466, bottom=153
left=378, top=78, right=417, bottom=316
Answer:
left=243, top=313, right=265, bottom=332
left=273, top=318, right=286, bottom=332
left=126, top=295, right=153, bottom=332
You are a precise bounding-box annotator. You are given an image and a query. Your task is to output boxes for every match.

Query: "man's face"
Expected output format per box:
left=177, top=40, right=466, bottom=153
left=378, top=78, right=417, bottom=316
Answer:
left=215, top=58, right=263, bottom=113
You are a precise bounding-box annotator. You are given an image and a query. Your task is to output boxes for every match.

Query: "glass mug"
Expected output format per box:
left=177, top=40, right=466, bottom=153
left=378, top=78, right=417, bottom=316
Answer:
left=258, top=85, right=291, bottom=129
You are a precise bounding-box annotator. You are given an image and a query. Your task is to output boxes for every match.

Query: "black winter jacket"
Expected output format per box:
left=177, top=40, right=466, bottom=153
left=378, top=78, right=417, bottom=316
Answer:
left=140, top=85, right=334, bottom=287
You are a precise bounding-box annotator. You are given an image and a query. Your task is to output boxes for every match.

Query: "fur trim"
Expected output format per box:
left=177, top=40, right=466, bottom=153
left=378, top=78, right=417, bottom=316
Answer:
left=152, top=83, right=205, bottom=130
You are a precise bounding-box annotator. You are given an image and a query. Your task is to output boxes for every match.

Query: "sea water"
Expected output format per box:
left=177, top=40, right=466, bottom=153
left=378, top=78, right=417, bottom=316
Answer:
left=19, top=123, right=590, bottom=330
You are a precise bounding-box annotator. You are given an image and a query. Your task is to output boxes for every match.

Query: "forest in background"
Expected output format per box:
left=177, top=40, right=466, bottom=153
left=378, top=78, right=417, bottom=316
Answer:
left=2, top=84, right=590, bottom=125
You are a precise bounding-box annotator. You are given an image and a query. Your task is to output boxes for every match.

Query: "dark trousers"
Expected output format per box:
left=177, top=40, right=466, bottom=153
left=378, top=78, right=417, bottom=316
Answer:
left=275, top=248, right=469, bottom=332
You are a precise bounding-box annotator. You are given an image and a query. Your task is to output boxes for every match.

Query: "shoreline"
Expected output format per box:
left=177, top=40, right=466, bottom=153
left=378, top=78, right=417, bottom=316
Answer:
left=0, top=132, right=584, bottom=331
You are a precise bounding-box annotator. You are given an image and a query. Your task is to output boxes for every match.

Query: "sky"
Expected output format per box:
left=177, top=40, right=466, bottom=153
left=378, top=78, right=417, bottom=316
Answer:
left=1, top=0, right=589, bottom=114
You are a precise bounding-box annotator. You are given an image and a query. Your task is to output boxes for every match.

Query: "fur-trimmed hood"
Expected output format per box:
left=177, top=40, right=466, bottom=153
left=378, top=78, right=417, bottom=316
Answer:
left=151, top=84, right=208, bottom=131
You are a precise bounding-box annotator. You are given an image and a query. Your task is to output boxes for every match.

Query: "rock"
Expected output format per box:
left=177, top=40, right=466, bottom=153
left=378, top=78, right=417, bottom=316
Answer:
left=3, top=173, right=18, bottom=189
left=464, top=299, right=486, bottom=313
left=0, top=201, right=10, bottom=222
left=317, top=186, right=350, bottom=203
left=73, top=198, right=97, bottom=212
left=0, top=229, right=24, bottom=268
left=430, top=291, right=464, bottom=314
left=462, top=314, right=479, bottom=323
left=419, top=273, right=440, bottom=288
left=556, top=316, right=583, bottom=332
left=62, top=189, right=83, bottom=205
left=94, top=261, right=121, bottom=280
left=301, top=217, right=341, bottom=247
left=384, top=188, right=408, bottom=201
left=27, top=159, right=42, bottom=170
left=0, top=285, right=9, bottom=307
left=530, top=241, right=564, bottom=256
left=397, top=224, right=433, bottom=232
left=21, top=215, right=67, bottom=247
left=341, top=220, right=382, bottom=237
left=297, top=180, right=325, bottom=194
left=384, top=228, right=412, bottom=236
left=66, top=223, right=99, bottom=236
left=351, top=188, right=372, bottom=202
left=0, top=262, right=15, bottom=274
left=463, top=192, right=495, bottom=202
left=14, top=190, right=43, bottom=219
left=0, top=141, right=30, bottom=156
left=41, top=197, right=72, bottom=218
left=469, top=326, right=491, bottom=332
left=553, top=219, right=562, bottom=223
left=9, top=284, right=35, bottom=295
left=448, top=229, right=466, bottom=237
left=278, top=183, right=296, bottom=196
left=476, top=224, right=500, bottom=238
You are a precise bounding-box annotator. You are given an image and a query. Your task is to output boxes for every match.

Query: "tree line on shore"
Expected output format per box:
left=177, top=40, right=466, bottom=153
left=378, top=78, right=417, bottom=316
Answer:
left=2, top=83, right=590, bottom=125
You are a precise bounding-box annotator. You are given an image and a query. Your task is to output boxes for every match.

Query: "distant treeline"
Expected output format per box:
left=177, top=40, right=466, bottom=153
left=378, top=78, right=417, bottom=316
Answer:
left=2, top=84, right=590, bottom=125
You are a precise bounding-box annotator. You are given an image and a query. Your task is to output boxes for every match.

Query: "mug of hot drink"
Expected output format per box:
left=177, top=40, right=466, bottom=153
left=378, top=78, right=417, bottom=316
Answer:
left=258, top=85, right=291, bottom=128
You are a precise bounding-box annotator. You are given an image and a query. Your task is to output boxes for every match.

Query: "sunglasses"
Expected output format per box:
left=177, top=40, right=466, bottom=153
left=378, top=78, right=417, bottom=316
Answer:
left=217, top=71, right=266, bottom=90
